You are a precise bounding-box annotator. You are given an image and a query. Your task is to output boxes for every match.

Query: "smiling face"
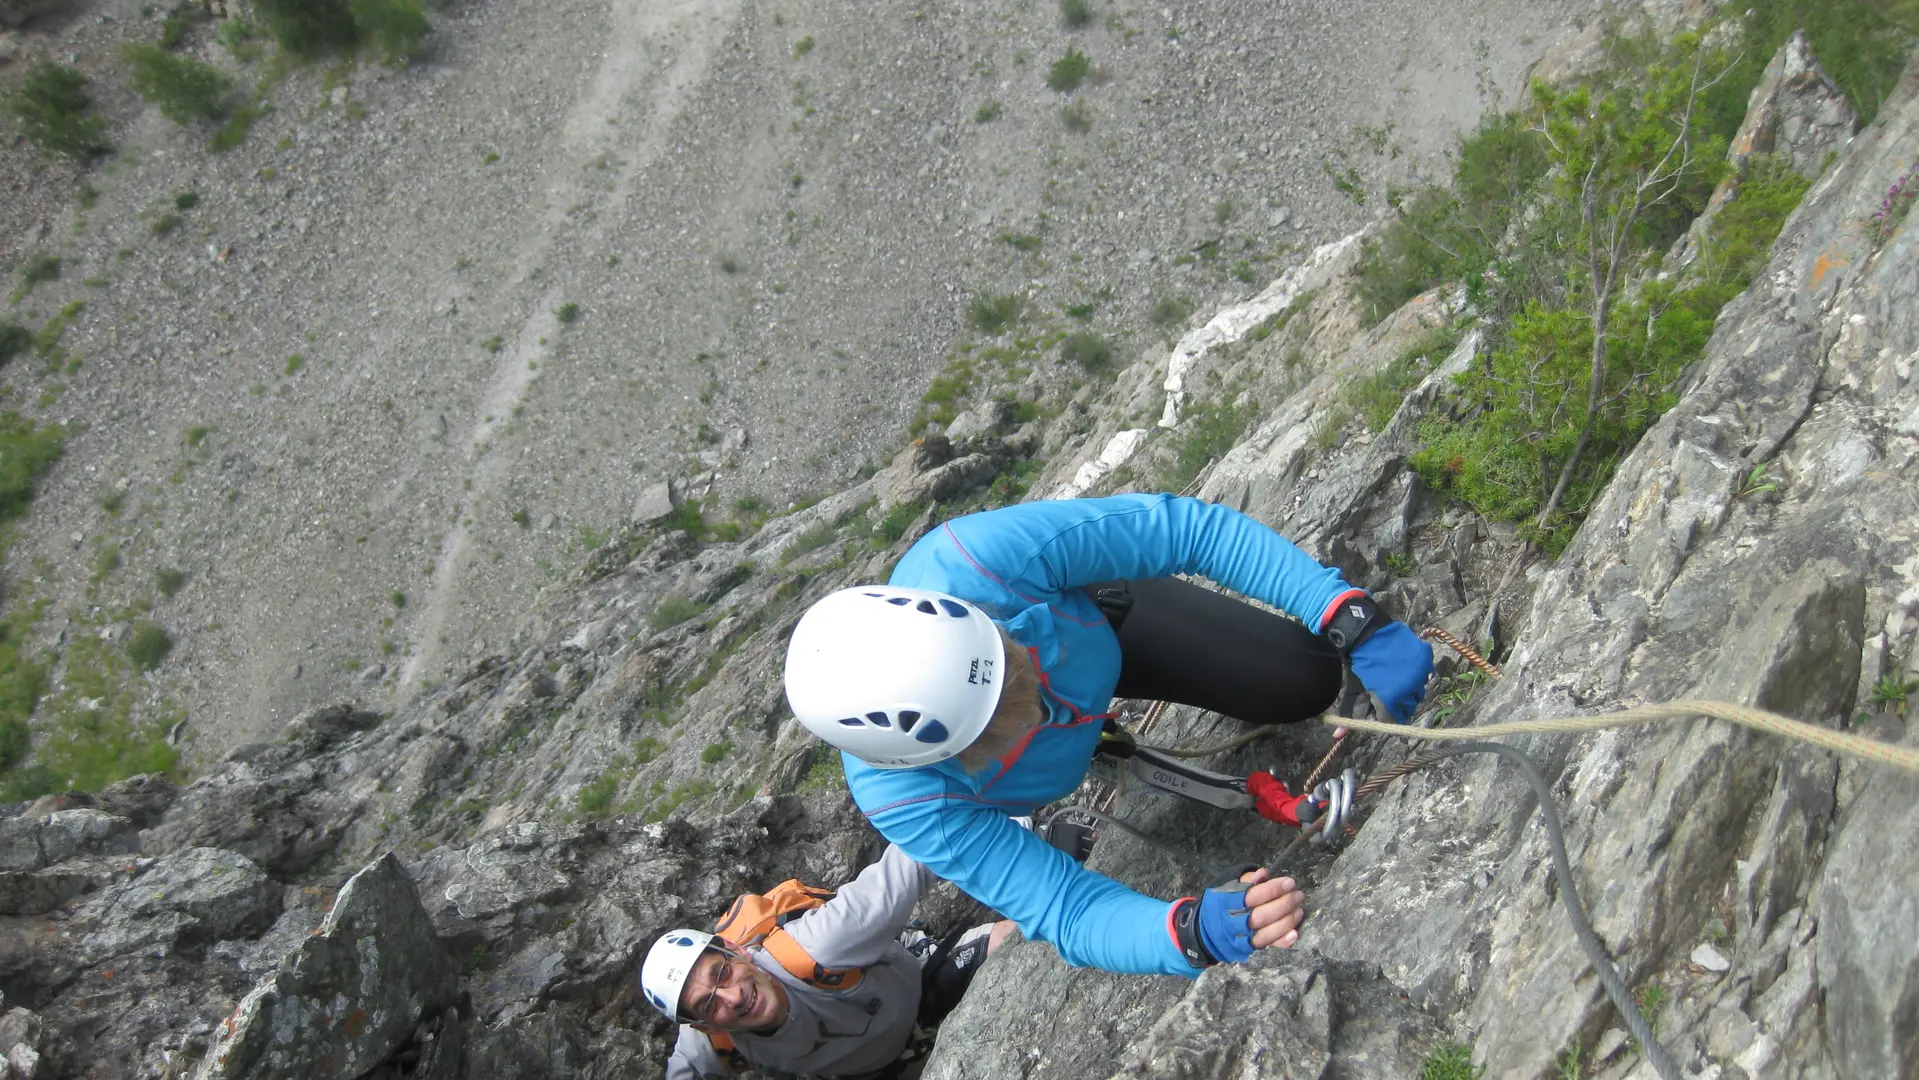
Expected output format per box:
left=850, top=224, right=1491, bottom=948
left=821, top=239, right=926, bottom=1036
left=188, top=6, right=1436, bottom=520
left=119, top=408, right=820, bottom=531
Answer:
left=678, top=946, right=791, bottom=1033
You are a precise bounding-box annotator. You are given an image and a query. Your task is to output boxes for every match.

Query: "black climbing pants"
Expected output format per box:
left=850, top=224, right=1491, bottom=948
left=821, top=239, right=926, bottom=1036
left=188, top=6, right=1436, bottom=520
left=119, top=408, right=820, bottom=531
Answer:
left=1086, top=576, right=1343, bottom=725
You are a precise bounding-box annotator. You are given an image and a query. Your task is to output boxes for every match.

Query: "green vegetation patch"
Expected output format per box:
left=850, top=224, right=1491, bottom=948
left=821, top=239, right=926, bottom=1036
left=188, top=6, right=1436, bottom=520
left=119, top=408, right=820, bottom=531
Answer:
left=1738, top=1, right=1919, bottom=127
left=1159, top=398, right=1254, bottom=493
left=5, top=633, right=181, bottom=801
left=650, top=594, right=707, bottom=631
left=1352, top=25, right=1816, bottom=556
left=1420, top=1043, right=1486, bottom=1080
left=126, top=622, right=174, bottom=670
left=6, top=62, right=109, bottom=161
left=124, top=44, right=234, bottom=124
left=1059, top=331, right=1113, bottom=371
left=252, top=0, right=425, bottom=63
left=874, top=501, right=926, bottom=546
left=1048, top=47, right=1091, bottom=92
left=967, top=293, right=1023, bottom=335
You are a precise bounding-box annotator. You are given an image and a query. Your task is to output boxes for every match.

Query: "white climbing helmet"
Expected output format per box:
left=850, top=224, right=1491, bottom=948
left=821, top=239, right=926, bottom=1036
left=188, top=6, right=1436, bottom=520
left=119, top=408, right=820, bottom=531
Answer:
left=784, top=586, right=1006, bottom=769
left=639, top=928, right=722, bottom=1022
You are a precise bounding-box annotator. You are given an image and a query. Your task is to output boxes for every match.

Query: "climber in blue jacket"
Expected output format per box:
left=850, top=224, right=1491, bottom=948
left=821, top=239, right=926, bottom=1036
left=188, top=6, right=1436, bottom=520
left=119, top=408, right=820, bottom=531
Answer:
left=782, top=493, right=1434, bottom=977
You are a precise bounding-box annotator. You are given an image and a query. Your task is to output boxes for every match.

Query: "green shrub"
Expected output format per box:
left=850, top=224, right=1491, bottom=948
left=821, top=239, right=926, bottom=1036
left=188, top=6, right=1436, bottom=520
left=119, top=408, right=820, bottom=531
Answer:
left=151, top=213, right=184, bottom=236
left=1047, top=47, right=1090, bottom=92
left=1406, top=37, right=1810, bottom=554
left=253, top=0, right=359, bottom=57
left=126, top=622, right=174, bottom=671
left=1060, top=0, right=1092, bottom=29
left=1160, top=399, right=1253, bottom=492
left=21, top=254, right=60, bottom=293
left=208, top=101, right=267, bottom=152
left=798, top=750, right=843, bottom=791
left=1150, top=295, right=1191, bottom=332
left=1420, top=1043, right=1485, bottom=1080
left=650, top=595, right=706, bottom=631
left=0, top=414, right=67, bottom=521
left=124, top=44, right=234, bottom=124
left=1353, top=111, right=1551, bottom=324
left=160, top=3, right=207, bottom=48
left=0, top=607, right=48, bottom=773
left=1346, top=325, right=1461, bottom=433
left=792, top=35, right=814, bottom=57
left=217, top=17, right=268, bottom=62
left=1738, top=0, right=1919, bottom=126
left=349, top=0, right=428, bottom=64
left=556, top=302, right=580, bottom=324
left=967, top=293, right=1022, bottom=335
left=6, top=62, right=109, bottom=160
left=974, top=100, right=1003, bottom=123
left=874, top=501, right=925, bottom=545
left=577, top=771, right=619, bottom=817
left=700, top=739, right=733, bottom=764
left=155, top=567, right=188, bottom=597
left=1059, top=331, right=1112, bottom=371
left=778, top=521, right=838, bottom=567
left=0, top=324, right=30, bottom=368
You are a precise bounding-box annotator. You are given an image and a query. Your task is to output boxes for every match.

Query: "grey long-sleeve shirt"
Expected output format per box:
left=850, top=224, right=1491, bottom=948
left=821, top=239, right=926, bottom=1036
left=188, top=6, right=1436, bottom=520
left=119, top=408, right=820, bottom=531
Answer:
left=666, top=844, right=937, bottom=1080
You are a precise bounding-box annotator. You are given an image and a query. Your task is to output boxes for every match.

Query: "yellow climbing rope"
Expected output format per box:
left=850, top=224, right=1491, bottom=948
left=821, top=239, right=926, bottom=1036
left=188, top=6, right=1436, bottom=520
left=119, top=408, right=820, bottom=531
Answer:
left=1328, top=699, right=1919, bottom=776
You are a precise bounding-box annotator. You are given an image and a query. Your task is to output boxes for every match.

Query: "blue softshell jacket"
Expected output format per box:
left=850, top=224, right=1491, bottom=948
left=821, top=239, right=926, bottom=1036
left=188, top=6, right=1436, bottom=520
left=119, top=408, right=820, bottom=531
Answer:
left=843, top=494, right=1357, bottom=976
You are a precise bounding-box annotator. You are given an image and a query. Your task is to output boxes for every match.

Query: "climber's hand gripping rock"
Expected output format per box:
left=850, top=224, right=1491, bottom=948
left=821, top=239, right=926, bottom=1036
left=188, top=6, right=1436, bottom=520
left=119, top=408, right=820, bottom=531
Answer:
left=1169, top=868, right=1304, bottom=966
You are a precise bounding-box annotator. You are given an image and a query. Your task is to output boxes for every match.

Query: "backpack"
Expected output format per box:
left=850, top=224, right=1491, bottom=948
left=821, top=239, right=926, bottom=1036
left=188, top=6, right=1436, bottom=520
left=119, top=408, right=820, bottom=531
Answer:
left=702, top=879, right=866, bottom=1070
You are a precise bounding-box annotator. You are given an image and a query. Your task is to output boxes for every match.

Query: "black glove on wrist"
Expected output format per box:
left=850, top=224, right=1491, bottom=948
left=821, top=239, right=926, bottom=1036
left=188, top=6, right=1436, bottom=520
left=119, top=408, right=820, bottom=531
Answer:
left=1169, top=897, right=1217, bottom=968
left=1322, top=593, right=1386, bottom=654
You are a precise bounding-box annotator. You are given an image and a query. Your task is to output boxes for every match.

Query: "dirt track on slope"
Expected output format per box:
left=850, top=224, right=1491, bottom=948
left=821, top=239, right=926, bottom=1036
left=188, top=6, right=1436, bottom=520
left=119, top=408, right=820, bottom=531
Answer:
left=0, top=0, right=1598, bottom=761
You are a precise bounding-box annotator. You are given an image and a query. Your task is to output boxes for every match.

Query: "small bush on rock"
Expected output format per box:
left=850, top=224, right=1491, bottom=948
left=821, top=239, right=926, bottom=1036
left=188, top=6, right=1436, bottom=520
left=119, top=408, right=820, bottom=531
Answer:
left=1059, top=331, right=1112, bottom=371
left=6, top=62, right=110, bottom=161
left=253, top=0, right=360, bottom=58
left=125, top=45, right=234, bottom=125
left=126, top=622, right=174, bottom=671
left=1048, top=47, right=1090, bottom=92
left=349, top=0, right=429, bottom=64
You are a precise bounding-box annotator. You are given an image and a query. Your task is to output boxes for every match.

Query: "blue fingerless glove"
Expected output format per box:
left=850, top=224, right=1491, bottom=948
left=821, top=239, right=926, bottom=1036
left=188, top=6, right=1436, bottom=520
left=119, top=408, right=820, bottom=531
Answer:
left=1349, top=621, right=1434, bottom=723
left=1197, top=887, right=1257, bottom=963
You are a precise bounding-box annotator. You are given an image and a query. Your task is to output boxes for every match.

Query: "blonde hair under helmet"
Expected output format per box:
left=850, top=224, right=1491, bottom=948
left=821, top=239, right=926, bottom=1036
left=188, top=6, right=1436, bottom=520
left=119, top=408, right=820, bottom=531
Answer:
left=783, top=586, right=1005, bottom=769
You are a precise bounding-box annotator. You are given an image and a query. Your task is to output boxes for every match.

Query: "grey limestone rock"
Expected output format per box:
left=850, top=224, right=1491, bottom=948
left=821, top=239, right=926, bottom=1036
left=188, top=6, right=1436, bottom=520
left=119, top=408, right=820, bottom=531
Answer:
left=0, top=809, right=137, bottom=874
left=192, top=853, right=458, bottom=1080
left=76, top=847, right=280, bottom=964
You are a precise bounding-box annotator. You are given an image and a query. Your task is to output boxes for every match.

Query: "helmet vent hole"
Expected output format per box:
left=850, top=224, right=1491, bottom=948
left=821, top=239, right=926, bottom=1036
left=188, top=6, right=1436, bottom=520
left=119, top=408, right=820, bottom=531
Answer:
left=938, top=599, right=969, bottom=617
left=896, top=710, right=920, bottom=733
left=837, top=717, right=864, bottom=727
left=886, top=596, right=912, bottom=606
left=865, top=711, right=893, bottom=728
left=913, top=719, right=950, bottom=744
left=915, top=599, right=938, bottom=614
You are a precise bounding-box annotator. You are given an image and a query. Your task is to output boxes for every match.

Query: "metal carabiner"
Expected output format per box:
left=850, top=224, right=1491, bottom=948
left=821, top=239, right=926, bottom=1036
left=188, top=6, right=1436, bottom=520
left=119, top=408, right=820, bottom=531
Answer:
left=1308, top=767, right=1356, bottom=846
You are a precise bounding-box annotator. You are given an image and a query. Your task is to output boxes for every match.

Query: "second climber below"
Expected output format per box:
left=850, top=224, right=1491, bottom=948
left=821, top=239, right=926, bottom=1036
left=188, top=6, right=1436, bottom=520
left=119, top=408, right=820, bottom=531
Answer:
left=782, top=493, right=1435, bottom=977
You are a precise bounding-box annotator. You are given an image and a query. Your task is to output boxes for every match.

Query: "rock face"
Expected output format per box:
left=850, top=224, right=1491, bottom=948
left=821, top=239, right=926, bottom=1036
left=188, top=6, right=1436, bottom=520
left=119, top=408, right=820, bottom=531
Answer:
left=194, top=854, right=457, bottom=1080
left=2, top=29, right=1915, bottom=1080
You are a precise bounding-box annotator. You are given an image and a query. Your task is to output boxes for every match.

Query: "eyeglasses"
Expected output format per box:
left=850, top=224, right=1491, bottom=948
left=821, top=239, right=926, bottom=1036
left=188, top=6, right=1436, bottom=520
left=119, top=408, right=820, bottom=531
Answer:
left=684, top=949, right=747, bottom=1024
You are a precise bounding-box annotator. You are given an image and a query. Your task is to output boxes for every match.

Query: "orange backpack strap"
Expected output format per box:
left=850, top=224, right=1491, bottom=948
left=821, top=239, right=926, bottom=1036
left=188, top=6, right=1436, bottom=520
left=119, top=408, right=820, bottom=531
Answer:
left=763, top=926, right=864, bottom=991
left=713, top=880, right=865, bottom=992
